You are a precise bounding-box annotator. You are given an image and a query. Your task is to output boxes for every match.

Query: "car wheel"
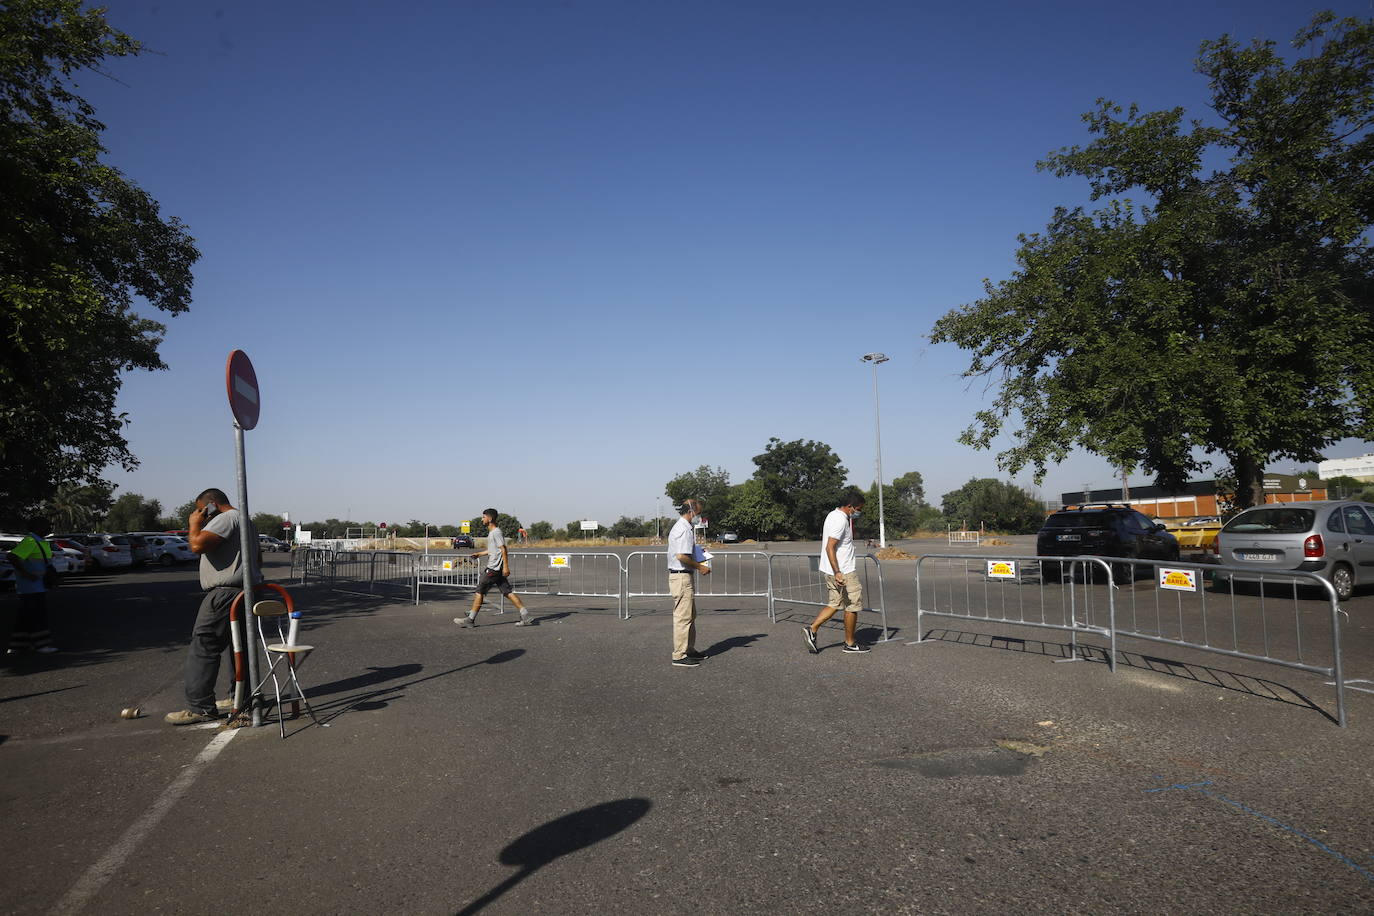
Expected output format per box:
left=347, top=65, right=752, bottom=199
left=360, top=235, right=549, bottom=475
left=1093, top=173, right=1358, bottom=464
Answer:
left=1332, top=564, right=1354, bottom=602
left=160, top=553, right=175, bottom=567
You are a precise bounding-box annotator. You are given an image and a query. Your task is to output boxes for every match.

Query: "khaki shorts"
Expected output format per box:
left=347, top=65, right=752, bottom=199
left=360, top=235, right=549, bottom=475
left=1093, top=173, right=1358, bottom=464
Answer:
left=824, top=572, right=863, bottom=611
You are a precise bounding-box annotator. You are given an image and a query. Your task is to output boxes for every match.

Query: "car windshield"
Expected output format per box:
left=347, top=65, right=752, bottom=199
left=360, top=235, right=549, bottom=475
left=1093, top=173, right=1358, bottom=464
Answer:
left=1042, top=513, right=1113, bottom=529
left=1222, top=507, right=1316, bottom=534
left=109, top=536, right=130, bottom=546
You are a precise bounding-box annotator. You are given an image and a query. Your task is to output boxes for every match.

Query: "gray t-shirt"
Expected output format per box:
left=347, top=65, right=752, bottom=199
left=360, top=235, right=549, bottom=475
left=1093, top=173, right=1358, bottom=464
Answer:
left=199, top=508, right=262, bottom=590
left=486, top=526, right=506, bottom=571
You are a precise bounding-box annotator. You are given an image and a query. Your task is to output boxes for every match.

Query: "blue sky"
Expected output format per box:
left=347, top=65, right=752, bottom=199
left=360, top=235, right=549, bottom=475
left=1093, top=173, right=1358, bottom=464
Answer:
left=84, top=0, right=1374, bottom=527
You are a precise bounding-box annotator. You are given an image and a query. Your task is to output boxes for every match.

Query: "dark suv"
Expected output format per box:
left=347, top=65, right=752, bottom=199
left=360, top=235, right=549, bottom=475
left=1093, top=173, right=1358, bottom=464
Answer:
left=1036, top=504, right=1179, bottom=579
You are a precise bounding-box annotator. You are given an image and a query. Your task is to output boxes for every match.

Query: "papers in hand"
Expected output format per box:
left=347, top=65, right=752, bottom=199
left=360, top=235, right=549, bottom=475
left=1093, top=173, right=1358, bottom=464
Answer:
left=692, top=545, right=713, bottom=562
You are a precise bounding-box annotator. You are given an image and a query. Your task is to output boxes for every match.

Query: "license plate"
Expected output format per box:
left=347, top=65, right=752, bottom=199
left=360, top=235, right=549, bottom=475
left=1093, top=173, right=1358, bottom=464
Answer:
left=1237, top=551, right=1278, bottom=561
left=1056, top=534, right=1081, bottom=542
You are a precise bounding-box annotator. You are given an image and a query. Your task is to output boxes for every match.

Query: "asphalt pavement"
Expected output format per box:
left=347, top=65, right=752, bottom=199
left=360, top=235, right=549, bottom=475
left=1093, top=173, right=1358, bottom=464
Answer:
left=2, top=544, right=1373, bottom=914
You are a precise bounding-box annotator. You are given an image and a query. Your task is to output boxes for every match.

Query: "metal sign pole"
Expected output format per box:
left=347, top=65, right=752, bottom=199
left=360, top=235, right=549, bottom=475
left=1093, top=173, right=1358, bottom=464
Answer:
left=235, top=423, right=262, bottom=727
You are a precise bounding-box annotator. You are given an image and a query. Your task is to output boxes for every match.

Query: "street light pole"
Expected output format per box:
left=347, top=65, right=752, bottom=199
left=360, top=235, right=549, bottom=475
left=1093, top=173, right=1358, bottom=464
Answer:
left=861, top=352, right=890, bottom=548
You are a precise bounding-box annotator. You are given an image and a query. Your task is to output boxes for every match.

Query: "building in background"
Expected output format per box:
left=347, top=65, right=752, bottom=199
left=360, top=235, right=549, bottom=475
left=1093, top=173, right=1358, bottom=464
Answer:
left=1318, top=453, right=1374, bottom=483
left=1061, top=473, right=1329, bottom=520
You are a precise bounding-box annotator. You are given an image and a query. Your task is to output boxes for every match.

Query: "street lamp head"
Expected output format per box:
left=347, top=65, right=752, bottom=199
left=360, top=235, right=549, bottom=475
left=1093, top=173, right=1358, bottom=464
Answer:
left=861, top=352, right=889, bottom=365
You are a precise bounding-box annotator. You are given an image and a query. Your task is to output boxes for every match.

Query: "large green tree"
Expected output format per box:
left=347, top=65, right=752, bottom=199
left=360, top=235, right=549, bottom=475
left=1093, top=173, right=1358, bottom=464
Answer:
left=664, top=465, right=733, bottom=520
left=752, top=438, right=848, bottom=538
left=1, top=1, right=200, bottom=516
left=718, top=478, right=787, bottom=540
left=941, top=479, right=1045, bottom=534
left=929, top=13, right=1374, bottom=510
left=102, top=491, right=159, bottom=531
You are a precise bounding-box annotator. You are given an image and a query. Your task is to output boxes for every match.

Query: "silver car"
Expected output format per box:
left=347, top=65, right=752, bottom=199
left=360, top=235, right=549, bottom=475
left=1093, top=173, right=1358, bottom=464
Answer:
left=1215, top=501, right=1374, bottom=601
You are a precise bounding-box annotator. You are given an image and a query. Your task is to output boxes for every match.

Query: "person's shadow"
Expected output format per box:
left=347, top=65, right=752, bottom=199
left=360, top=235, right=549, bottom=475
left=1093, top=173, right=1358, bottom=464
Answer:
left=702, top=633, right=766, bottom=657
left=454, top=798, right=652, bottom=915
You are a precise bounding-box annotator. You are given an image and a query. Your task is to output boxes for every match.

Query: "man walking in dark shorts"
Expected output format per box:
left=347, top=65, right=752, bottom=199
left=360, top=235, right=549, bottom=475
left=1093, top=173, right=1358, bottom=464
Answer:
left=454, top=508, right=532, bottom=628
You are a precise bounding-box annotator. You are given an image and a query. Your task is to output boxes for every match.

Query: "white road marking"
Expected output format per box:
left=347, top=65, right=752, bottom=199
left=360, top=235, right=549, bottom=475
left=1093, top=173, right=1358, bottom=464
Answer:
left=48, top=728, right=239, bottom=915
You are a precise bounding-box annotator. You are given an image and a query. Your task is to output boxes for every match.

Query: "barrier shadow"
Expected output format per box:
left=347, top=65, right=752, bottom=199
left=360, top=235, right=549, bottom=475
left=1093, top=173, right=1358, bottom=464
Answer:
left=920, top=627, right=1336, bottom=724
left=314, top=649, right=526, bottom=723
left=455, top=798, right=652, bottom=915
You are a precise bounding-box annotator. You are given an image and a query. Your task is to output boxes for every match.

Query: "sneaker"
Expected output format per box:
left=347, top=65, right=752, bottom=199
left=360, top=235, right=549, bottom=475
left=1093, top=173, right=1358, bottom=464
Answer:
left=454, top=616, right=476, bottom=628
left=216, top=698, right=235, bottom=712
left=842, top=642, right=871, bottom=653
left=164, top=708, right=220, bottom=726
left=802, top=626, right=819, bottom=654
left=514, top=615, right=534, bottom=627
left=671, top=656, right=701, bottom=667
left=685, top=650, right=706, bottom=660
left=35, top=646, right=59, bottom=654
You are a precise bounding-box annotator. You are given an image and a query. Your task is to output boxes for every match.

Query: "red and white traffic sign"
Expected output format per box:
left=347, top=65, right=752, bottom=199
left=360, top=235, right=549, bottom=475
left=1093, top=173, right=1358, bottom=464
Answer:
left=225, top=349, right=260, bottom=430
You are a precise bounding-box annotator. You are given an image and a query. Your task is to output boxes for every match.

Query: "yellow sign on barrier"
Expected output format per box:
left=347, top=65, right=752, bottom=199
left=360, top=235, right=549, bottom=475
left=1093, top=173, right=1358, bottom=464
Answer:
left=550, top=554, right=570, bottom=569
left=442, top=560, right=454, bottom=571
left=987, top=560, right=1017, bottom=579
left=1158, top=567, right=1198, bottom=591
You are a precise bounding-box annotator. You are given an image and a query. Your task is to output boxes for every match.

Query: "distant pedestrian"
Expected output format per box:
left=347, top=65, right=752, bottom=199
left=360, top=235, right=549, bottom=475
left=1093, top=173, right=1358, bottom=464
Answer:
left=455, top=509, right=532, bottom=627
left=803, top=491, right=870, bottom=654
left=4, top=517, right=59, bottom=654
left=667, top=499, right=711, bottom=667
left=165, top=488, right=261, bottom=726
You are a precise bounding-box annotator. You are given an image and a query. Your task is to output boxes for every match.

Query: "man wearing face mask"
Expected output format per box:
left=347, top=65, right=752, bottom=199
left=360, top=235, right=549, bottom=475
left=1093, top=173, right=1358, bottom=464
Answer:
left=667, top=498, right=711, bottom=667
left=165, top=488, right=261, bottom=725
left=803, top=490, right=870, bottom=654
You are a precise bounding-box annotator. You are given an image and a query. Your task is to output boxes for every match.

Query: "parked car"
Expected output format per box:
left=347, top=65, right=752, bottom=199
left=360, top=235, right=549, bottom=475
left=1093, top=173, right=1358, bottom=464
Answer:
left=1184, top=516, right=1221, bottom=526
left=79, top=534, right=134, bottom=570
left=1036, top=504, right=1179, bottom=580
left=453, top=534, right=475, bottom=549
left=51, top=537, right=94, bottom=571
left=144, top=534, right=196, bottom=566
left=125, top=534, right=153, bottom=565
left=1214, top=500, right=1374, bottom=601
left=258, top=535, right=289, bottom=552
left=48, top=543, right=83, bottom=574
left=718, top=531, right=741, bottom=544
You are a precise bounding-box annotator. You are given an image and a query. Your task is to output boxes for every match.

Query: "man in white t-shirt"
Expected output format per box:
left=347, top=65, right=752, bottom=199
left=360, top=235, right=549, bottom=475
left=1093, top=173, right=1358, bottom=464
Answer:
left=666, top=498, right=711, bottom=667
left=803, top=491, right=869, bottom=654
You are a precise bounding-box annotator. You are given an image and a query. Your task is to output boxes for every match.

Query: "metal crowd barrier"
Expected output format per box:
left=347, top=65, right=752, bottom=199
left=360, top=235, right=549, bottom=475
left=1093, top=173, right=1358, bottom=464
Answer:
left=914, top=554, right=1117, bottom=668
left=623, top=551, right=772, bottom=620
left=416, top=552, right=482, bottom=594
left=505, top=551, right=624, bottom=611
left=912, top=553, right=1348, bottom=726
left=767, top=553, right=892, bottom=642
left=1106, top=555, right=1346, bottom=725
left=294, top=547, right=418, bottom=604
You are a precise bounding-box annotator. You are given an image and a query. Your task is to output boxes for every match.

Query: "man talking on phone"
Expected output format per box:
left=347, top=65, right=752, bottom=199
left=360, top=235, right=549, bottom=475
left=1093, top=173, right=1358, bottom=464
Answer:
left=165, top=488, right=261, bottom=725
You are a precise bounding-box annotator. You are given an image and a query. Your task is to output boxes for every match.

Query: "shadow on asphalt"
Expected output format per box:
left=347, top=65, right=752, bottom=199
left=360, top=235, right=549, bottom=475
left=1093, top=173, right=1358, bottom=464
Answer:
left=455, top=797, right=652, bottom=915
left=312, top=649, right=527, bottom=724
left=703, top=633, right=766, bottom=656
left=920, top=628, right=1337, bottom=724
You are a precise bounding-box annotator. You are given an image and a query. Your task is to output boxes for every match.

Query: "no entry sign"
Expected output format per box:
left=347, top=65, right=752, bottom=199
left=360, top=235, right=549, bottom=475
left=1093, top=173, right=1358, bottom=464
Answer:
left=226, top=349, right=260, bottom=430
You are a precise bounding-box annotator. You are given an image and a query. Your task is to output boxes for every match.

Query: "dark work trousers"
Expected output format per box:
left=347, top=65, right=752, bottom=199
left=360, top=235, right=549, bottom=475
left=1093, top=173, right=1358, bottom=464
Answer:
left=184, top=587, right=240, bottom=713
left=9, top=592, right=54, bottom=651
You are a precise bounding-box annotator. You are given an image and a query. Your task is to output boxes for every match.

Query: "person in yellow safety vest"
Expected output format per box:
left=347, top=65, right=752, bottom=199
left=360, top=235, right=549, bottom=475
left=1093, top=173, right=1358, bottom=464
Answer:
left=5, top=516, right=59, bottom=654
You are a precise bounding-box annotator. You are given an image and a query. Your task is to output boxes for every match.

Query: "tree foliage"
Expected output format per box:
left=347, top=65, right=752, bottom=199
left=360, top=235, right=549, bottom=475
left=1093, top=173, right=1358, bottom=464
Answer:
left=718, top=478, right=787, bottom=540
left=0, top=1, right=200, bottom=516
left=102, top=491, right=159, bottom=531
left=929, top=13, right=1374, bottom=510
left=751, top=438, right=848, bottom=538
left=39, top=480, right=112, bottom=531
left=664, top=465, right=733, bottom=520
left=858, top=470, right=927, bottom=538
left=941, top=479, right=1045, bottom=534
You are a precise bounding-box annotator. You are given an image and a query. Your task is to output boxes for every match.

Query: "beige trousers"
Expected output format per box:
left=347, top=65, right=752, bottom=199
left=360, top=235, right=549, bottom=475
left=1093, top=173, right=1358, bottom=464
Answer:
left=669, top=572, right=697, bottom=659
